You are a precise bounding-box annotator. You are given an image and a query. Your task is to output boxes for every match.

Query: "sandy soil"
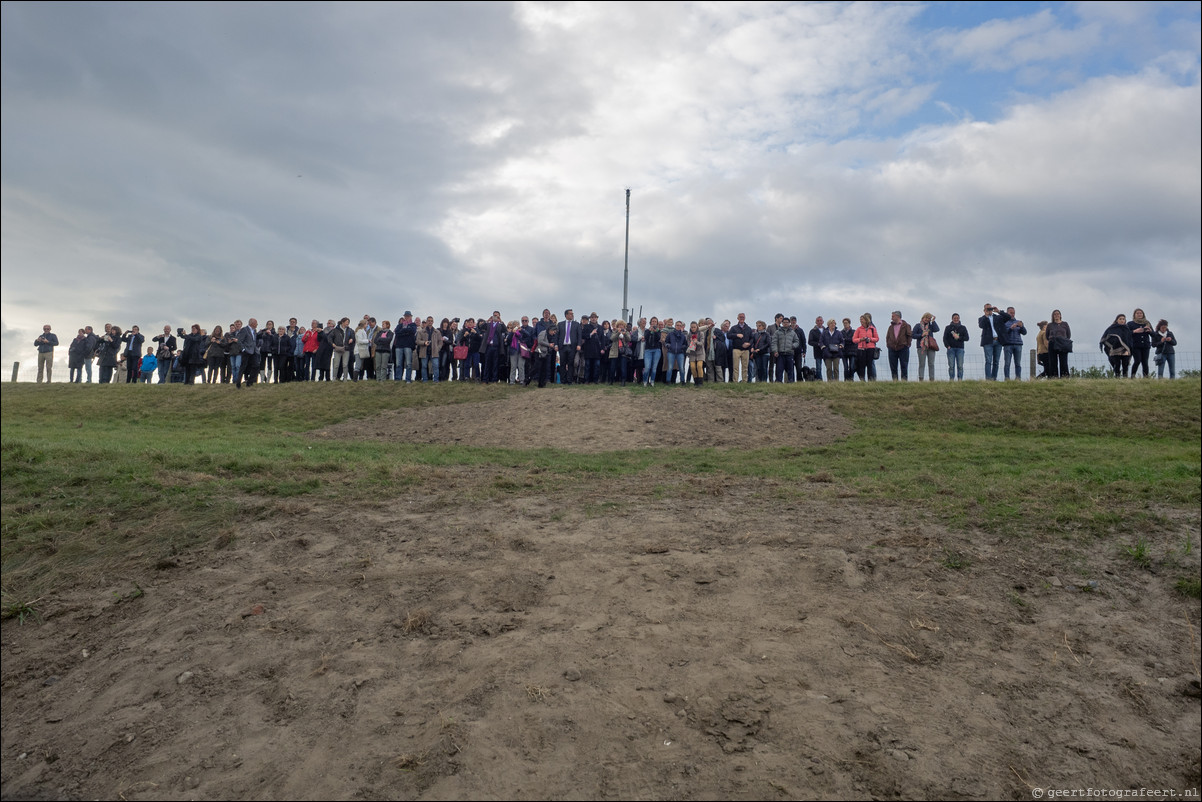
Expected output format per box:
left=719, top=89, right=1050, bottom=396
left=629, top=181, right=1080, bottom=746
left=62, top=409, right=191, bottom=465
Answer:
left=2, top=389, right=1199, bottom=801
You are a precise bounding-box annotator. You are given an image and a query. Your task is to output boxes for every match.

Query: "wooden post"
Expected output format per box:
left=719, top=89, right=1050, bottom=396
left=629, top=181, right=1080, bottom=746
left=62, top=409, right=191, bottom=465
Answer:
left=11, top=362, right=18, bottom=383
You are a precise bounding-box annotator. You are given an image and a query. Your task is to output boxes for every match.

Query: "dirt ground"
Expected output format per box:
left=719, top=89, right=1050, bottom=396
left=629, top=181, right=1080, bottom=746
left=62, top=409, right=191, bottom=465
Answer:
left=2, top=390, right=1199, bottom=801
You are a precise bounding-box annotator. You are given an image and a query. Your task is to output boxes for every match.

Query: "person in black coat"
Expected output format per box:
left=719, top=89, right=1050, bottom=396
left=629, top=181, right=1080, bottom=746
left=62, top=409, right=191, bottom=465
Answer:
left=1099, top=314, right=1134, bottom=377
left=121, top=326, right=145, bottom=383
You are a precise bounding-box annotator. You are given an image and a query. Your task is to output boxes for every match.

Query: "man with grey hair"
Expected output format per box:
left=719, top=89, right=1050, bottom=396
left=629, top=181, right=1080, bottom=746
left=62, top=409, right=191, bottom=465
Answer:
left=34, top=324, right=59, bottom=383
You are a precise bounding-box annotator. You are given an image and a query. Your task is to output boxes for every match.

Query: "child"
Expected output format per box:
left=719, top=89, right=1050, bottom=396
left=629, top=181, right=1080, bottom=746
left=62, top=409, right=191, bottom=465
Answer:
left=140, top=347, right=158, bottom=384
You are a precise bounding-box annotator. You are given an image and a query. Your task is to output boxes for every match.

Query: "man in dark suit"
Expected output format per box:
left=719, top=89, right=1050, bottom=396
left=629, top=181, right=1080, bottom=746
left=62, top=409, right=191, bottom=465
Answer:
left=236, top=319, right=259, bottom=387
left=556, top=308, right=582, bottom=384
left=122, top=325, right=145, bottom=383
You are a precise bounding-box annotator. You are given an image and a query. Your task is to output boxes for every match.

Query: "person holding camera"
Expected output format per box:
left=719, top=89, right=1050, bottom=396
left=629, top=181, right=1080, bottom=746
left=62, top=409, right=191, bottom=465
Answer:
left=152, top=325, right=178, bottom=384
left=941, top=313, right=970, bottom=380
left=121, top=325, right=145, bottom=383
left=1152, top=319, right=1177, bottom=379
left=34, top=324, right=59, bottom=383
left=96, top=324, right=122, bottom=384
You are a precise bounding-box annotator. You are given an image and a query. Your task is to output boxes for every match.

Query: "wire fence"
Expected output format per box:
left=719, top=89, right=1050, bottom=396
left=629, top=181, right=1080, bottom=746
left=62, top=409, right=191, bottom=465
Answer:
left=9, top=350, right=1198, bottom=384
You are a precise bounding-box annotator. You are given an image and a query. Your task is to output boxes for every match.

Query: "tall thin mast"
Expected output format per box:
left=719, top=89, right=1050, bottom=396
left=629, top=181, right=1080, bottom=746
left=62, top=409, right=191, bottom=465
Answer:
left=622, top=188, right=631, bottom=324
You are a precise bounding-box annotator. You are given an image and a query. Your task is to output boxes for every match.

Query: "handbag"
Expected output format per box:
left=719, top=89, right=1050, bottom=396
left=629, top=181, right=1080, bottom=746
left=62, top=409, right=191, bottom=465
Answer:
left=1049, top=335, right=1073, bottom=353
left=453, top=345, right=469, bottom=360
left=872, top=348, right=881, bottom=360
left=924, top=335, right=940, bottom=352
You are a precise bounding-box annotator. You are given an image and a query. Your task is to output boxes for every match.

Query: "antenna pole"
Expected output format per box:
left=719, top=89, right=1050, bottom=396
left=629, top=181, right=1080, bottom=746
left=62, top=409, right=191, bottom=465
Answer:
left=622, top=189, right=630, bottom=324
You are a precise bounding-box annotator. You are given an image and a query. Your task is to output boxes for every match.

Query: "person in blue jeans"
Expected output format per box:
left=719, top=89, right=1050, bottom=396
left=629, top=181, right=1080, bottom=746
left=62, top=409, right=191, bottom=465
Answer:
left=942, top=313, right=970, bottom=380
left=995, top=306, right=1027, bottom=380
left=1153, top=320, right=1177, bottom=379
left=979, top=304, right=1002, bottom=380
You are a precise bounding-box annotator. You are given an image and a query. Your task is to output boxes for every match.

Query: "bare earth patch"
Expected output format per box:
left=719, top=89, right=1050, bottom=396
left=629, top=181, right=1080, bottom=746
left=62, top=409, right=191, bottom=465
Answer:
left=2, top=391, right=1199, bottom=800
left=312, top=387, right=855, bottom=451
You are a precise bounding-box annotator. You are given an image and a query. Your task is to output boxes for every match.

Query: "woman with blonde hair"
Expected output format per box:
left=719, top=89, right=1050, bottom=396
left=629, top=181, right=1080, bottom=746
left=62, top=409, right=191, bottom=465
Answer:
left=688, top=320, right=709, bottom=386
left=913, top=312, right=940, bottom=382
left=608, top=319, right=632, bottom=386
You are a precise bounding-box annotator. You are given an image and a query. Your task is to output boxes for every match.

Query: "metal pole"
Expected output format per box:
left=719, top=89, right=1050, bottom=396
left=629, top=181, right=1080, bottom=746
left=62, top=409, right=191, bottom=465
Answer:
left=622, top=189, right=630, bottom=324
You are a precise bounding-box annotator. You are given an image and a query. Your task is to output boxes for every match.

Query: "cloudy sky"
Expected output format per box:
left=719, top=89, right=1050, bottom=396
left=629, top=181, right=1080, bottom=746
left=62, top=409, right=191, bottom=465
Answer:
left=3, top=1, right=1199, bottom=373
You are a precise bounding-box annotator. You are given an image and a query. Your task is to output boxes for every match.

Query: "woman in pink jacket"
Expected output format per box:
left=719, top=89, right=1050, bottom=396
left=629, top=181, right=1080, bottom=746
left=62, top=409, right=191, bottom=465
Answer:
left=852, top=313, right=879, bottom=381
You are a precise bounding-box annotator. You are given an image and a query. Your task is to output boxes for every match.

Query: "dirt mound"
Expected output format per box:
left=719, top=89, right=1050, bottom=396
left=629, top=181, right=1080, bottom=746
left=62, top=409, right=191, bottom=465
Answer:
left=313, top=387, right=854, bottom=451
left=2, top=390, right=1198, bottom=801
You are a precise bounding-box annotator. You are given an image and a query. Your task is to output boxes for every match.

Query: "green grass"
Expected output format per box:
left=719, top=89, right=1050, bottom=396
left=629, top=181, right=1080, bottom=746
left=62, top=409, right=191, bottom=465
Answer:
left=3, top=378, right=1199, bottom=600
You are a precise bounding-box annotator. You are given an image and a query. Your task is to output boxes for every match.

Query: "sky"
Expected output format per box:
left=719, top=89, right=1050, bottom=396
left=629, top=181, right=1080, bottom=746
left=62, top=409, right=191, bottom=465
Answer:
left=2, top=1, right=1199, bottom=374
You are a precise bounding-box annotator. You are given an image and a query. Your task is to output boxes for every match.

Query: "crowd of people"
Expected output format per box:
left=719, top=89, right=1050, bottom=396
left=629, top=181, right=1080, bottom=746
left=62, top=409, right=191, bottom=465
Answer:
left=33, top=305, right=1180, bottom=385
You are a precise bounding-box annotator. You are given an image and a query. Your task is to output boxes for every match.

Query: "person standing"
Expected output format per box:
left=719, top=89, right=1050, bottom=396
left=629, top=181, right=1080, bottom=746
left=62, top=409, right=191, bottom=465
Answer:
left=819, top=317, right=843, bottom=382
left=729, top=312, right=753, bottom=382
left=839, top=318, right=857, bottom=380
left=853, top=313, right=879, bottom=381
left=942, top=313, right=970, bottom=381
left=96, top=325, right=122, bottom=384
left=34, top=324, right=60, bottom=383
left=237, top=319, right=260, bottom=387
left=1127, top=309, right=1155, bottom=378
left=1100, top=314, right=1133, bottom=377
left=979, top=304, right=1001, bottom=380
left=120, top=326, right=145, bottom=383
left=372, top=320, right=394, bottom=380
left=1044, top=310, right=1072, bottom=379
left=1152, top=320, right=1177, bottom=379
left=772, top=317, right=800, bottom=382
left=911, top=313, right=939, bottom=382
left=152, top=325, right=177, bottom=385
left=994, top=307, right=1027, bottom=380
left=68, top=329, right=90, bottom=383
left=807, top=317, right=825, bottom=381
left=885, top=311, right=912, bottom=381
left=1034, top=321, right=1049, bottom=378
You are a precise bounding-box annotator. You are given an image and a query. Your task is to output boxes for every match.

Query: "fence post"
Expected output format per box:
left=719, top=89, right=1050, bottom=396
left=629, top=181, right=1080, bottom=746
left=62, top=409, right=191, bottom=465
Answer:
left=11, top=362, right=18, bottom=383
left=1029, top=349, right=1037, bottom=381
